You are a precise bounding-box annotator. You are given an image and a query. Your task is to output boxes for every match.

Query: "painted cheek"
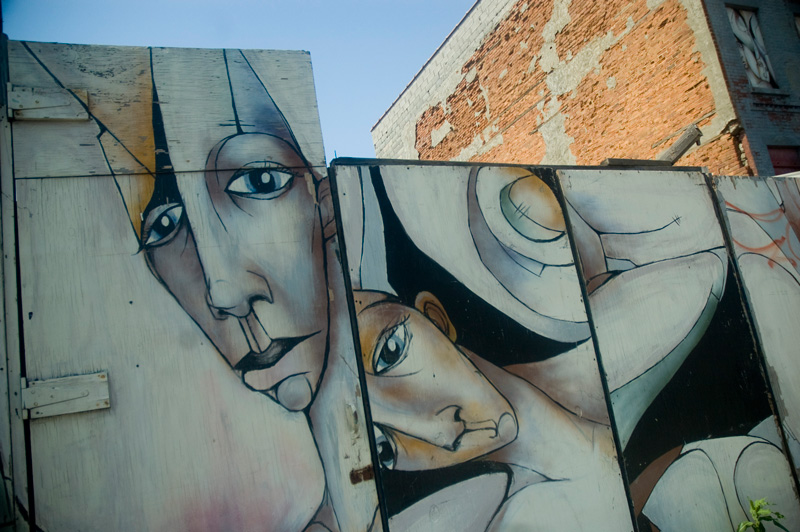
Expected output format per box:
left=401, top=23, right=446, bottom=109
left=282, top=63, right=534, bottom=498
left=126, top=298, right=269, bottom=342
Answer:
left=147, top=229, right=251, bottom=365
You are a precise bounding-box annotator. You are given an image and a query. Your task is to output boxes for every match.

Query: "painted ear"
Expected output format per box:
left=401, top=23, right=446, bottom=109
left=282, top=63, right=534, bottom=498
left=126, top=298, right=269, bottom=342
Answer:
left=414, top=291, right=457, bottom=342
left=316, top=177, right=336, bottom=240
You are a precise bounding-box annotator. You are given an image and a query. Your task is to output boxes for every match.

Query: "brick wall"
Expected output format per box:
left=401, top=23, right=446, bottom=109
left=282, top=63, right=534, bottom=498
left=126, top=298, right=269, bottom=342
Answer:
left=701, top=0, right=800, bottom=175
left=374, top=0, right=755, bottom=176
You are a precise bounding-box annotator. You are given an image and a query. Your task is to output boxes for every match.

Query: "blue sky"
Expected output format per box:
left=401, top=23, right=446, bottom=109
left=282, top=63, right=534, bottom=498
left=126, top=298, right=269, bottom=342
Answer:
left=2, top=0, right=475, bottom=162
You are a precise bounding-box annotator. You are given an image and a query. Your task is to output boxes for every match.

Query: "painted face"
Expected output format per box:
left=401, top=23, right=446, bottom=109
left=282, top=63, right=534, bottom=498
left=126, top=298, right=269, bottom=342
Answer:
left=355, top=292, right=518, bottom=471
left=142, top=132, right=328, bottom=412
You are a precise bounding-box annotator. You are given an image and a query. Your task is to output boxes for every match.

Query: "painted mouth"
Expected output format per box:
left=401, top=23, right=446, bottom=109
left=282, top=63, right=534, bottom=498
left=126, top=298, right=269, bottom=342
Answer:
left=233, top=331, right=320, bottom=373
left=448, top=419, right=499, bottom=451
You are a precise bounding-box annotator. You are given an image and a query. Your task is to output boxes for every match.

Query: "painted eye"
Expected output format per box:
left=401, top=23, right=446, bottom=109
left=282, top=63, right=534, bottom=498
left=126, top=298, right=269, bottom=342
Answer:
left=226, top=165, right=294, bottom=199
left=374, top=425, right=396, bottom=470
left=373, top=322, right=408, bottom=374
left=143, top=204, right=184, bottom=247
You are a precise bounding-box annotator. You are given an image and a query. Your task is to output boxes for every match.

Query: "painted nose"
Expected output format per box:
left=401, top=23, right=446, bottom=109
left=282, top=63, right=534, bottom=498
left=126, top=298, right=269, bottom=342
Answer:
left=206, top=277, right=273, bottom=317
left=433, top=406, right=467, bottom=442
left=196, top=245, right=274, bottom=318
left=438, top=406, right=496, bottom=431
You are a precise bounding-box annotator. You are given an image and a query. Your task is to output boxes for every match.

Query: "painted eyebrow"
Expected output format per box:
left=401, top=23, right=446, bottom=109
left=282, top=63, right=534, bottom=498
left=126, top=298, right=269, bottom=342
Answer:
left=357, top=295, right=403, bottom=315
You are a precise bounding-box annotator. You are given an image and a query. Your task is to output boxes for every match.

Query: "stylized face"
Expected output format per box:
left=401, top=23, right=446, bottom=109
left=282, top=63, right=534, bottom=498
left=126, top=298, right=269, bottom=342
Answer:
left=355, top=292, right=518, bottom=471
left=142, top=132, right=328, bottom=411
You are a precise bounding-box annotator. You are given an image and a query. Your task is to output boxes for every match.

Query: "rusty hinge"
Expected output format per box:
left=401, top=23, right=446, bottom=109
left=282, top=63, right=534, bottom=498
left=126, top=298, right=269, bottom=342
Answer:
left=7, top=84, right=89, bottom=121
left=21, top=372, right=110, bottom=420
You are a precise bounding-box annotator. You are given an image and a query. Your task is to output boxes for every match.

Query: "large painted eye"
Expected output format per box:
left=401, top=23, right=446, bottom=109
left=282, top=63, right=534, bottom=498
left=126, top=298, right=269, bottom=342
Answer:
left=143, top=203, right=184, bottom=247
left=373, top=321, right=408, bottom=374
left=374, top=425, right=396, bottom=470
left=226, top=163, right=294, bottom=199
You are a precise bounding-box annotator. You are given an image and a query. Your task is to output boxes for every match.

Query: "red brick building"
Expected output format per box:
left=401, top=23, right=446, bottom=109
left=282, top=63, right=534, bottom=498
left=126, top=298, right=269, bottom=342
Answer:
left=372, top=0, right=800, bottom=175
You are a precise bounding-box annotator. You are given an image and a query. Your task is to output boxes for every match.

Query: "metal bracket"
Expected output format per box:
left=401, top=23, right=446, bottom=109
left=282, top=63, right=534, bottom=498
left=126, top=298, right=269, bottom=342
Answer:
left=7, top=84, right=89, bottom=121
left=21, top=372, right=110, bottom=420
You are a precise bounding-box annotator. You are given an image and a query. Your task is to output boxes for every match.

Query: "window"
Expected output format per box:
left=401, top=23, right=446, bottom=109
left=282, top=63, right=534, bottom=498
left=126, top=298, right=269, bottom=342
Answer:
left=726, top=7, right=779, bottom=88
left=768, top=146, right=800, bottom=174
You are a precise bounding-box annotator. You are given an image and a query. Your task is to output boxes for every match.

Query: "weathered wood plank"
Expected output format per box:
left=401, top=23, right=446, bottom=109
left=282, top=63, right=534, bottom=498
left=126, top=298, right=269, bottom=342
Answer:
left=1, top=106, right=26, bottom=531
left=22, top=372, right=110, bottom=420
left=8, top=41, right=381, bottom=532
left=714, top=175, right=800, bottom=475
left=333, top=161, right=633, bottom=532
left=7, top=85, right=89, bottom=121
left=16, top=175, right=329, bottom=530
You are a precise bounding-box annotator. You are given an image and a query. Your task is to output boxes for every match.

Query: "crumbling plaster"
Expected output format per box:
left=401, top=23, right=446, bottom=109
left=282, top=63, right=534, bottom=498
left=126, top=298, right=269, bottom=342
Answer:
left=372, top=0, right=739, bottom=167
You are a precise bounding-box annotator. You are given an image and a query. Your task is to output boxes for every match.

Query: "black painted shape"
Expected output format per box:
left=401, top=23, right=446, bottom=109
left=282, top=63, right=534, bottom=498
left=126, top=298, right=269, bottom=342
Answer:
left=140, top=51, right=181, bottom=241
left=369, top=165, right=578, bottom=365
left=623, top=264, right=771, bottom=481
left=546, top=165, right=639, bottom=530
left=326, top=164, right=391, bottom=532
left=705, top=174, right=800, bottom=496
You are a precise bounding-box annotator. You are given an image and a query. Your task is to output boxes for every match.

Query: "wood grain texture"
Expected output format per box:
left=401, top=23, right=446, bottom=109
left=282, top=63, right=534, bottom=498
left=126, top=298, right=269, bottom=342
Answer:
left=16, top=176, right=327, bottom=531
left=1, top=110, right=27, bottom=531
left=714, top=175, right=800, bottom=474
left=8, top=86, right=89, bottom=121
left=560, top=168, right=800, bottom=529
left=332, top=161, right=632, bottom=531
left=6, top=41, right=379, bottom=531
left=22, top=372, right=110, bottom=420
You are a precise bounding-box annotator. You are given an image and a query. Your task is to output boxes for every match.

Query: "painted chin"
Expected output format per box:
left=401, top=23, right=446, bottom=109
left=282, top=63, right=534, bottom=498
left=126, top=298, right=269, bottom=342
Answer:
left=240, top=333, right=327, bottom=411
left=264, top=373, right=314, bottom=411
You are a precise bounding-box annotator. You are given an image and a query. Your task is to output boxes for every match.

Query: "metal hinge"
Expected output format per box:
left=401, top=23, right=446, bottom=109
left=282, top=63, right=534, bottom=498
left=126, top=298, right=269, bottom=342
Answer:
left=21, top=372, right=110, bottom=420
left=7, top=84, right=89, bottom=121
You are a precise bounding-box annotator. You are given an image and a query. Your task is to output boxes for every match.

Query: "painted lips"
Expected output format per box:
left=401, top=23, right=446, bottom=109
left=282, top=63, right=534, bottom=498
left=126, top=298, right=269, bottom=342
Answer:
left=234, top=331, right=320, bottom=373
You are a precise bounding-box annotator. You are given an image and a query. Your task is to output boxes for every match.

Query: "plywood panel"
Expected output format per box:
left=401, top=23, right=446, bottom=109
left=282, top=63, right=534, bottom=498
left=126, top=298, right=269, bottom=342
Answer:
left=7, top=42, right=325, bottom=180
left=8, top=41, right=380, bottom=532
left=559, top=168, right=800, bottom=531
left=332, top=162, right=633, bottom=531
left=714, top=175, right=800, bottom=474
left=17, top=176, right=326, bottom=531
left=0, top=108, right=20, bottom=530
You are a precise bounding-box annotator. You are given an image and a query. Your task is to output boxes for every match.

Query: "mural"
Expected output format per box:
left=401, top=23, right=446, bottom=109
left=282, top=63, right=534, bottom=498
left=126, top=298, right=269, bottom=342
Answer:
left=332, top=163, right=633, bottom=531
left=332, top=162, right=800, bottom=531
left=726, top=7, right=779, bottom=89
left=714, top=175, right=800, bottom=473
left=558, top=169, right=800, bottom=531
left=3, top=39, right=800, bottom=532
left=6, top=42, right=380, bottom=531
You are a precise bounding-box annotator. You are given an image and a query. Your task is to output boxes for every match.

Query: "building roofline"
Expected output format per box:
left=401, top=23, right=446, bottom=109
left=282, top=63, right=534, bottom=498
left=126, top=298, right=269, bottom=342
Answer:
left=371, top=0, right=481, bottom=133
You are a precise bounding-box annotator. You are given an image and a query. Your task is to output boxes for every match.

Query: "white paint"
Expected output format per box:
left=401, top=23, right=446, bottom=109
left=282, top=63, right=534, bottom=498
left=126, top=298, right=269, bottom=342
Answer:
left=539, top=98, right=578, bottom=165
left=678, top=0, right=737, bottom=143
left=431, top=120, right=453, bottom=148
left=539, top=43, right=560, bottom=73
left=465, top=66, right=478, bottom=84
left=372, top=0, right=739, bottom=168
left=479, top=81, right=492, bottom=120
left=715, top=176, right=800, bottom=473
left=644, top=437, right=800, bottom=531
left=541, top=0, right=572, bottom=43
left=454, top=130, right=504, bottom=161
left=545, top=31, right=617, bottom=96
left=527, top=55, right=538, bottom=73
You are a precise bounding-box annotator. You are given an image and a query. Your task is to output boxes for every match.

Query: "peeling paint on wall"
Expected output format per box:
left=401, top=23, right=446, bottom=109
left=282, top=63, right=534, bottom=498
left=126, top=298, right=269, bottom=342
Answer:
left=375, top=0, right=754, bottom=176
